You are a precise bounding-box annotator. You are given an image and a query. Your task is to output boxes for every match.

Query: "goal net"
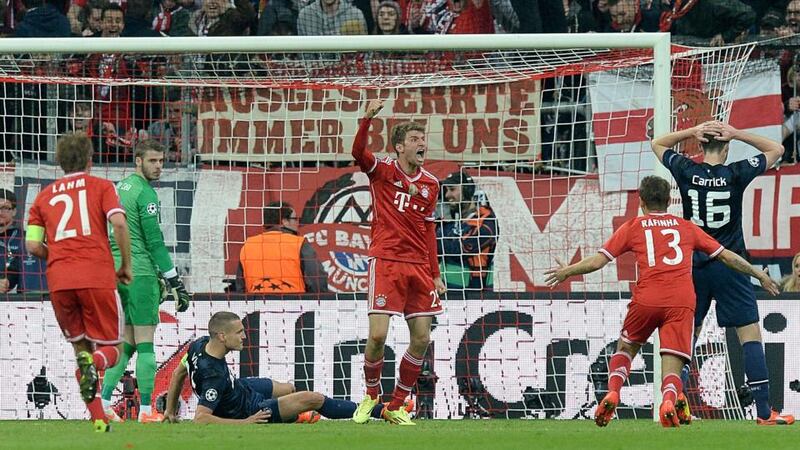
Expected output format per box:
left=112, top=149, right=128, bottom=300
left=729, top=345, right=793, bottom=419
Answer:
left=0, top=35, right=758, bottom=421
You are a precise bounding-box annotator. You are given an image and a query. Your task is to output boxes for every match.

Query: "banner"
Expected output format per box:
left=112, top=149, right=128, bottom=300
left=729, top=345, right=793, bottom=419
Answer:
left=1, top=296, right=798, bottom=420
left=9, top=162, right=800, bottom=293
left=590, top=63, right=784, bottom=192
left=195, top=81, right=541, bottom=162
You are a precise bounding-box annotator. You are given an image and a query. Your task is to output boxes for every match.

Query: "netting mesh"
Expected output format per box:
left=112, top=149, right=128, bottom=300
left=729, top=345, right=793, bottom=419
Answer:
left=0, top=41, right=764, bottom=421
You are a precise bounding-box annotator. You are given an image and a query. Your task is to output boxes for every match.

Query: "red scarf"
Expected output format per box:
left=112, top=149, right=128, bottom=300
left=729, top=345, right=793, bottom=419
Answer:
left=659, top=0, right=698, bottom=31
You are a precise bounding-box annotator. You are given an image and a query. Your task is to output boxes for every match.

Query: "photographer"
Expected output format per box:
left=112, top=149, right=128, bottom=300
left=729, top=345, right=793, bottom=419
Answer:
left=436, top=172, right=498, bottom=291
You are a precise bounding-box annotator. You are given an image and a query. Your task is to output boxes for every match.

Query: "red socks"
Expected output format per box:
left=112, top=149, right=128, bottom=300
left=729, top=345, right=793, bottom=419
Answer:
left=364, top=357, right=384, bottom=400
left=92, top=346, right=120, bottom=371
left=661, top=373, right=682, bottom=405
left=74, top=369, right=106, bottom=422
left=388, top=352, right=423, bottom=411
left=608, top=352, right=632, bottom=394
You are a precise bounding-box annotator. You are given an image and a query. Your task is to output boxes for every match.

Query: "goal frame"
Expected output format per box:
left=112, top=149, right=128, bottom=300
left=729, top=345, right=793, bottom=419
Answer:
left=0, top=32, right=674, bottom=419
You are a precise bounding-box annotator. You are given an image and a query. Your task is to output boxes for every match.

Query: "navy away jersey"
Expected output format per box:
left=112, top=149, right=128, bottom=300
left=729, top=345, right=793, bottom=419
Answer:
left=661, top=149, right=766, bottom=263
left=185, top=336, right=254, bottom=419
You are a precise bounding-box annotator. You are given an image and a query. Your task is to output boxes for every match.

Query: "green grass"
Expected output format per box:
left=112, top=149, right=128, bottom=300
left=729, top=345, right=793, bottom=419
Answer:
left=0, top=419, right=797, bottom=450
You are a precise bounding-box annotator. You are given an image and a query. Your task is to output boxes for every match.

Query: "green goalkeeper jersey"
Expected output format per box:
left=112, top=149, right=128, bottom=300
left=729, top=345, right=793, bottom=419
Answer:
left=110, top=173, right=175, bottom=277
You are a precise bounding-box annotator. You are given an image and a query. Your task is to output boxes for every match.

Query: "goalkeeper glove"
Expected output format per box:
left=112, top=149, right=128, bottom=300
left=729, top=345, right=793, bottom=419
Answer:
left=166, top=275, right=191, bottom=312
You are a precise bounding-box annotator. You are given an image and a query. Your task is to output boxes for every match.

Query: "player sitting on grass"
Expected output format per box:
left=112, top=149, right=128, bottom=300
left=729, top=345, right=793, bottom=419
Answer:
left=164, top=311, right=411, bottom=424
left=545, top=176, right=780, bottom=428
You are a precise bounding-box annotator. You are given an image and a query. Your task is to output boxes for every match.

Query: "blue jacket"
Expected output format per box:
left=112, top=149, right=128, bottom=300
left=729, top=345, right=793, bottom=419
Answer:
left=14, top=5, right=72, bottom=38
left=0, top=228, right=47, bottom=293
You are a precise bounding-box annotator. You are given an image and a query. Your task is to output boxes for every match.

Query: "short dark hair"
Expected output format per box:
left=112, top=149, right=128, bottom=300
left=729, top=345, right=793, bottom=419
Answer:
left=56, top=133, right=93, bottom=174
left=208, top=311, right=240, bottom=337
left=638, top=176, right=671, bottom=211
left=0, top=189, right=16, bottom=208
left=102, top=3, right=123, bottom=19
left=134, top=139, right=165, bottom=161
left=390, top=122, right=426, bottom=150
left=263, top=201, right=294, bottom=227
left=700, top=133, right=728, bottom=154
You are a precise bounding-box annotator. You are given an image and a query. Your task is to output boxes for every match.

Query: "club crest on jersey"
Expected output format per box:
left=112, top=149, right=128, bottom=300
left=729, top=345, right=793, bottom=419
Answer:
left=421, top=186, right=430, bottom=199
left=205, top=388, right=218, bottom=402
left=146, top=202, right=158, bottom=215
left=748, top=157, right=759, bottom=168
left=374, top=294, right=387, bottom=307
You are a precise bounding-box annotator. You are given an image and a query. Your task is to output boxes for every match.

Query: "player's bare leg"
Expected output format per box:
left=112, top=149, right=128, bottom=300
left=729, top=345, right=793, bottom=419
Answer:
left=353, top=314, right=390, bottom=424
left=595, top=340, right=640, bottom=427
left=271, top=381, right=297, bottom=398
left=659, top=355, right=684, bottom=428
left=382, top=316, right=431, bottom=425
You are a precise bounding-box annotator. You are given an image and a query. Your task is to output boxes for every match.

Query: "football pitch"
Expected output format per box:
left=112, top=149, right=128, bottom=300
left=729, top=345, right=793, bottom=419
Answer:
left=0, top=419, right=797, bottom=450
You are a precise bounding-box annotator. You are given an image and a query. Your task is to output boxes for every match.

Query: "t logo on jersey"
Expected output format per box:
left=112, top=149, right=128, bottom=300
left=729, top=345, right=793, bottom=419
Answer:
left=394, top=191, right=411, bottom=212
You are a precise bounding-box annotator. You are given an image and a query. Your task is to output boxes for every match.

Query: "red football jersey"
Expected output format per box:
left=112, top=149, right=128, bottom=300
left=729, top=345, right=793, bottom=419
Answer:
left=600, top=212, right=724, bottom=309
left=28, top=172, right=125, bottom=291
left=352, top=118, right=440, bottom=268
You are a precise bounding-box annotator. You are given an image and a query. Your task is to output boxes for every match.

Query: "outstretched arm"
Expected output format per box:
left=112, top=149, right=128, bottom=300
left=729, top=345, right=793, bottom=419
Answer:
left=715, top=249, right=781, bottom=295
left=544, top=253, right=611, bottom=288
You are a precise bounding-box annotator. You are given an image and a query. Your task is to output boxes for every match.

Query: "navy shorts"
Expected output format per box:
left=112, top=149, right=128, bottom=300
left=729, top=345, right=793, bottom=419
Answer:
left=693, top=260, right=759, bottom=328
left=242, top=377, right=281, bottom=423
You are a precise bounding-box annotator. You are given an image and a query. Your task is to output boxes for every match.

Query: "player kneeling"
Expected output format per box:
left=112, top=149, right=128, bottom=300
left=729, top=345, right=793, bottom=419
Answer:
left=163, top=311, right=409, bottom=424
left=545, top=176, right=780, bottom=428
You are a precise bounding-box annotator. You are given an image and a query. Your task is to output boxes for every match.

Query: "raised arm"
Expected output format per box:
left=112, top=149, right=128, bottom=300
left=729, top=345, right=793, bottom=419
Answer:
left=650, top=123, right=712, bottom=162
left=712, top=122, right=784, bottom=168
left=352, top=99, right=384, bottom=172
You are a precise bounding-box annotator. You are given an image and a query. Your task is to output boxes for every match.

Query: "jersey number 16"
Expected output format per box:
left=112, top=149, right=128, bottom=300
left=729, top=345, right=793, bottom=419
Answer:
left=687, top=189, right=731, bottom=229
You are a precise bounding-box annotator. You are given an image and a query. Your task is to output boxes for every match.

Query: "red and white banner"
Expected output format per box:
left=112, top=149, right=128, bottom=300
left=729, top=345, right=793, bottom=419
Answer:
left=590, top=65, right=784, bottom=192
left=196, top=81, right=540, bottom=162
left=13, top=162, right=800, bottom=293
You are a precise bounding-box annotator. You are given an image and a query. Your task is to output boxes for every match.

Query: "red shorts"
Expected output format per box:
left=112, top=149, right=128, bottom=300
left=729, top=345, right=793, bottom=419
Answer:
left=50, top=288, right=124, bottom=345
left=620, top=303, right=693, bottom=361
left=367, top=258, right=442, bottom=319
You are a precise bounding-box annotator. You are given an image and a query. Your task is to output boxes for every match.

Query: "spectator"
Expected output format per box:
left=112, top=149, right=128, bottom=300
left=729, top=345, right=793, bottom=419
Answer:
left=785, top=0, right=800, bottom=35
left=436, top=171, right=498, bottom=291
left=208, top=0, right=256, bottom=35
left=153, top=0, right=191, bottom=35
left=235, top=202, right=328, bottom=294
left=410, top=0, right=494, bottom=34
left=188, top=0, right=231, bottom=36
left=372, top=0, right=404, bottom=33
left=80, top=0, right=105, bottom=36
left=781, top=252, right=800, bottom=292
left=603, top=0, right=661, bottom=33
left=297, top=0, right=367, bottom=36
left=147, top=90, right=196, bottom=163
left=257, top=0, right=297, bottom=35
left=758, top=8, right=787, bottom=38
left=0, top=189, right=46, bottom=294
left=670, top=0, right=755, bottom=45
left=121, top=0, right=160, bottom=36
left=14, top=0, right=71, bottom=36
left=66, top=1, right=84, bottom=34
left=783, top=65, right=800, bottom=164
left=564, top=0, right=598, bottom=33
left=509, top=0, right=564, bottom=33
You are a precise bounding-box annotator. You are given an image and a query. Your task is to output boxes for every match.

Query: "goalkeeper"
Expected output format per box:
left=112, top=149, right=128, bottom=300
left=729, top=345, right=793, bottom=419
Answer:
left=101, top=140, right=191, bottom=423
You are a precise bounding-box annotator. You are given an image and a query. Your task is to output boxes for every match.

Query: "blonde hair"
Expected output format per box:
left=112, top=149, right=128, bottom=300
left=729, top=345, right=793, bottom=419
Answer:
left=781, top=253, right=800, bottom=293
